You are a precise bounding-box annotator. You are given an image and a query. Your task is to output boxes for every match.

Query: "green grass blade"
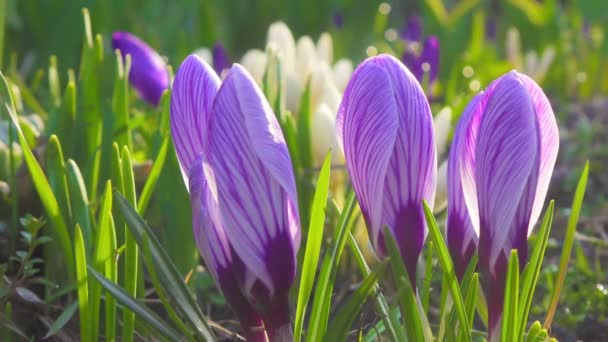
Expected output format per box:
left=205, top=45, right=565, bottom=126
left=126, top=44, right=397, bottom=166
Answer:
left=501, top=250, right=520, bottom=342
left=543, top=161, right=589, bottom=329
left=307, top=191, right=357, bottom=341
left=0, top=0, right=5, bottom=70
left=112, top=51, right=131, bottom=150
left=325, top=261, right=388, bottom=341
left=460, top=273, right=479, bottom=342
left=120, top=147, right=138, bottom=342
left=517, top=201, right=554, bottom=339
left=384, top=226, right=427, bottom=342
left=137, top=136, right=169, bottom=216
left=294, top=152, right=331, bottom=342
left=65, top=159, right=93, bottom=254
left=4, top=97, right=74, bottom=280
left=43, top=301, right=78, bottom=339
left=94, top=181, right=117, bottom=341
left=88, top=267, right=184, bottom=341
left=45, top=135, right=72, bottom=285
left=74, top=224, right=91, bottom=342
left=113, top=191, right=215, bottom=341
left=422, top=201, right=470, bottom=340
left=347, top=231, right=404, bottom=342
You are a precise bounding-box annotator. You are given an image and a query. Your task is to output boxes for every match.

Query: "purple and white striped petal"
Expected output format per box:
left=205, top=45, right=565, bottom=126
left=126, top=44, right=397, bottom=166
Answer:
left=518, top=73, right=559, bottom=235
left=170, top=54, right=221, bottom=186
left=474, top=72, right=540, bottom=272
left=446, top=94, right=482, bottom=280
left=189, top=158, right=266, bottom=342
left=203, top=63, right=300, bottom=299
left=337, top=54, right=436, bottom=284
left=112, top=32, right=169, bottom=106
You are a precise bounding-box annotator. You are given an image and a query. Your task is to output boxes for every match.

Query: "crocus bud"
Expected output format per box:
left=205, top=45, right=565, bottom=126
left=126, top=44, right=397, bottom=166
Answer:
left=267, top=21, right=296, bottom=72
left=171, top=55, right=300, bottom=340
left=420, top=36, right=440, bottom=83
left=337, top=54, right=436, bottom=286
left=401, top=15, right=423, bottom=43
left=449, top=71, right=558, bottom=337
left=240, top=49, right=267, bottom=85
left=112, top=32, right=169, bottom=106
left=212, top=43, right=230, bottom=75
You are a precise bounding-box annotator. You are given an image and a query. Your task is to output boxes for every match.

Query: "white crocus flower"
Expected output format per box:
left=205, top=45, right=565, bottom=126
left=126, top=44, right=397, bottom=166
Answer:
left=193, top=48, right=212, bottom=66
left=506, top=27, right=555, bottom=83
left=240, top=21, right=353, bottom=167
left=432, top=106, right=452, bottom=213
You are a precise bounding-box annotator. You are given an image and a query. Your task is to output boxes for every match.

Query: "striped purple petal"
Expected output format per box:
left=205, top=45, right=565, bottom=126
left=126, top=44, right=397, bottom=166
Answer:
left=337, top=54, right=436, bottom=285
left=170, top=54, right=220, bottom=186
left=518, top=73, right=559, bottom=236
left=475, top=73, right=540, bottom=272
left=446, top=94, right=482, bottom=280
left=189, top=158, right=266, bottom=342
left=203, top=64, right=300, bottom=314
left=112, top=32, right=169, bottom=106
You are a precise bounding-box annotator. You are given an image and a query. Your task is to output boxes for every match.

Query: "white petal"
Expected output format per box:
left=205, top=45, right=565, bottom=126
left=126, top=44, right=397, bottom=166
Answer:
left=240, top=49, right=267, bottom=86
left=332, top=59, right=353, bottom=93
left=316, top=32, right=333, bottom=64
left=295, top=36, right=317, bottom=85
left=193, top=47, right=212, bottom=66
left=267, top=21, right=296, bottom=71
left=433, top=106, right=452, bottom=157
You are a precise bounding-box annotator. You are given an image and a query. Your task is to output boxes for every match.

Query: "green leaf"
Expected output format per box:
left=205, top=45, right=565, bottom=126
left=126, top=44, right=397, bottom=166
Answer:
left=543, top=161, right=589, bottom=329
left=517, top=201, right=554, bottom=339
left=384, top=226, right=428, bottom=342
left=294, top=152, right=331, bottom=342
left=74, top=224, right=91, bottom=341
left=501, top=250, right=520, bottom=342
left=43, top=301, right=78, bottom=339
left=65, top=159, right=93, bottom=255
left=137, top=136, right=169, bottom=216
left=88, top=267, right=184, bottom=341
left=307, top=191, right=357, bottom=341
left=113, top=191, right=215, bottom=341
left=460, top=273, right=479, bottom=342
left=325, top=261, right=388, bottom=341
left=94, top=181, right=117, bottom=341
left=2, top=80, right=74, bottom=280
left=347, top=231, right=403, bottom=342
left=112, top=50, right=131, bottom=150
left=120, top=147, right=139, bottom=342
left=422, top=201, right=470, bottom=340
left=525, top=321, right=542, bottom=342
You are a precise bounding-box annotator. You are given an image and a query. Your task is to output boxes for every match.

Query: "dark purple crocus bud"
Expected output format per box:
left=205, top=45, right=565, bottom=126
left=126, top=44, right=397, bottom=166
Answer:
left=112, top=32, right=169, bottom=106
left=333, top=10, right=344, bottom=29
left=212, top=43, right=230, bottom=74
left=486, top=18, right=497, bottom=41
left=400, top=15, right=423, bottom=43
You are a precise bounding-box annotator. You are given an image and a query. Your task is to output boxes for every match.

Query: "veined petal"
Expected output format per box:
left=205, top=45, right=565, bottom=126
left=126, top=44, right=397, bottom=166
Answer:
left=204, top=64, right=299, bottom=297
left=338, top=54, right=435, bottom=284
left=170, top=54, right=221, bottom=186
left=447, top=94, right=482, bottom=278
left=112, top=32, right=169, bottom=106
left=518, top=73, right=559, bottom=235
left=189, top=158, right=265, bottom=341
left=337, top=56, right=400, bottom=247
left=475, top=72, right=540, bottom=270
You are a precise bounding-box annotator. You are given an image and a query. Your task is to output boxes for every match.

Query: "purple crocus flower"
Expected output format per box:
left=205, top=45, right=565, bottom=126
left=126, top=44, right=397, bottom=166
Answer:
left=212, top=43, right=230, bottom=74
left=171, top=55, right=300, bottom=340
left=112, top=32, right=169, bottom=106
left=449, top=71, right=559, bottom=337
left=332, top=10, right=344, bottom=29
left=337, top=54, right=436, bottom=286
left=401, top=35, right=440, bottom=87
left=400, top=15, right=422, bottom=43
